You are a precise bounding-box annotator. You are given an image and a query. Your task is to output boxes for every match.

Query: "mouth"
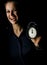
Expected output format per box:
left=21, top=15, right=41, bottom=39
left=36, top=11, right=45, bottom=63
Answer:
left=9, top=18, right=16, bottom=21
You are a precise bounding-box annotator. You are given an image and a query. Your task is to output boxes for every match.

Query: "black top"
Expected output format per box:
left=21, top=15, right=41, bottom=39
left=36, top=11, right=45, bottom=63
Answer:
left=8, top=31, right=31, bottom=57
left=1, top=28, right=47, bottom=65
left=5, top=30, right=32, bottom=64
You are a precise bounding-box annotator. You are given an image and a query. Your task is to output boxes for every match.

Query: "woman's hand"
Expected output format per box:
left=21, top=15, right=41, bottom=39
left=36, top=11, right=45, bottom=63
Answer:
left=31, top=36, right=42, bottom=47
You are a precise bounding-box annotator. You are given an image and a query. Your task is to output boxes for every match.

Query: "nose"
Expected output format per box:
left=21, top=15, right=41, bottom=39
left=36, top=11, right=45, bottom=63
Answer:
left=10, top=11, right=15, bottom=18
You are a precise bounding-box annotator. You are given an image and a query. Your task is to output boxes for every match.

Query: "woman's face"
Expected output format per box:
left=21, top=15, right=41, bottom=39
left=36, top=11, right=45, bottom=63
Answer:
left=5, top=1, right=18, bottom=25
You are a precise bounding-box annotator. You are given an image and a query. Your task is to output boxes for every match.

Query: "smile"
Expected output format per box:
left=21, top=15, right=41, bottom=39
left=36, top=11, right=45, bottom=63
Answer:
left=9, top=18, right=16, bottom=21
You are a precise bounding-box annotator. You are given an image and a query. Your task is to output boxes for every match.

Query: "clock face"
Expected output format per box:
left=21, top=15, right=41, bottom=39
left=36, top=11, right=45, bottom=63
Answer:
left=28, top=27, right=37, bottom=38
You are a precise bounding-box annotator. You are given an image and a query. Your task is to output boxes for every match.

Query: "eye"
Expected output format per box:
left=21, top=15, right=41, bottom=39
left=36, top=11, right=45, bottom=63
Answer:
left=13, top=9, right=17, bottom=14
left=13, top=8, right=17, bottom=11
left=14, top=10, right=17, bottom=12
left=14, top=9, right=17, bottom=11
left=6, top=10, right=10, bottom=13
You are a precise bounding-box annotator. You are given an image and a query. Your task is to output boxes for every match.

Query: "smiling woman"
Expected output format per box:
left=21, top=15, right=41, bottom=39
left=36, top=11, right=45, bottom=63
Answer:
left=0, top=0, right=47, bottom=64
left=5, top=1, right=18, bottom=25
left=4, top=0, right=23, bottom=37
left=3, top=0, right=32, bottom=64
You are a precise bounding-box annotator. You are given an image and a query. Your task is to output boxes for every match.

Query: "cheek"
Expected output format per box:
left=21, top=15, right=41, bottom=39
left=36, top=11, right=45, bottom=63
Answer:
left=14, top=13, right=18, bottom=20
left=17, top=16, right=18, bottom=20
left=6, top=13, right=10, bottom=19
left=14, top=11, right=18, bottom=17
left=16, top=15, right=18, bottom=21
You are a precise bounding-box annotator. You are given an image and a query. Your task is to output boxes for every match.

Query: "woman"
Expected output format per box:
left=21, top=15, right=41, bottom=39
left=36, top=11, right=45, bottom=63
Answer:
left=4, top=0, right=47, bottom=64
left=4, top=0, right=32, bottom=64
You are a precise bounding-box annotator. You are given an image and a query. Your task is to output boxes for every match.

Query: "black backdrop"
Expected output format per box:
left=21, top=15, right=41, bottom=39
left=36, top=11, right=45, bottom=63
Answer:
left=0, top=1, right=47, bottom=63
left=0, top=0, right=47, bottom=36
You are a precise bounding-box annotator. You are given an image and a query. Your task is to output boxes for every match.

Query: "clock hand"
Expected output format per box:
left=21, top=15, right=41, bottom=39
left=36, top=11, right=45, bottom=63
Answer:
left=32, top=29, right=33, bottom=34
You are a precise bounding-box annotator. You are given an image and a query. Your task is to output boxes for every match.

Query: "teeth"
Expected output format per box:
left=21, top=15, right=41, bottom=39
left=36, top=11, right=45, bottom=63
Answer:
left=11, top=19, right=15, bottom=20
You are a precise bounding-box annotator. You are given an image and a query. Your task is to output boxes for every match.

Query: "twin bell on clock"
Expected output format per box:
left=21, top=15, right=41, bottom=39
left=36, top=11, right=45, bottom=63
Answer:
left=26, top=21, right=40, bottom=39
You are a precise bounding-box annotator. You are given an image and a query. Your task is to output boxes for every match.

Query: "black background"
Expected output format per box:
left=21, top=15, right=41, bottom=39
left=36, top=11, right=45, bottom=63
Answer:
left=0, top=0, right=47, bottom=63
left=0, top=0, right=47, bottom=36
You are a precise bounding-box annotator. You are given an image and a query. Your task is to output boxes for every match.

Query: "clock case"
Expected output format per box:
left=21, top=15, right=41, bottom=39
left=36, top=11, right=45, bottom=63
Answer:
left=26, top=22, right=40, bottom=39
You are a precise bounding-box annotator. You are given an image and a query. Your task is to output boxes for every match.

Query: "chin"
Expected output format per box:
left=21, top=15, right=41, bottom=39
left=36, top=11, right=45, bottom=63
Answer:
left=11, top=22, right=16, bottom=25
left=9, top=20, right=16, bottom=24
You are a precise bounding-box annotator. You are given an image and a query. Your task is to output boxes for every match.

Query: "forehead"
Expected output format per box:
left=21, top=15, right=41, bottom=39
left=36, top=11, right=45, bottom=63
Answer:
left=5, top=2, right=16, bottom=10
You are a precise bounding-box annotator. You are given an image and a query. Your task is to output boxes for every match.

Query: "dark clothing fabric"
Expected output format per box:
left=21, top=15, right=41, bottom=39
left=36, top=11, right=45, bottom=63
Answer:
left=5, top=30, right=32, bottom=64
left=23, top=36, right=47, bottom=65
left=7, top=31, right=31, bottom=57
left=0, top=28, right=47, bottom=65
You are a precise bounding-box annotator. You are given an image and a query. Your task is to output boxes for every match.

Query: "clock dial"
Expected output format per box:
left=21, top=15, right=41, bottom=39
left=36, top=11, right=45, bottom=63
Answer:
left=28, top=27, right=37, bottom=38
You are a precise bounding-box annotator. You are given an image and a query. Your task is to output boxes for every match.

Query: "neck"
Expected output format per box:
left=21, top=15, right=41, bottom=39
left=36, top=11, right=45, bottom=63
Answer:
left=12, top=24, right=20, bottom=30
left=12, top=24, right=23, bottom=37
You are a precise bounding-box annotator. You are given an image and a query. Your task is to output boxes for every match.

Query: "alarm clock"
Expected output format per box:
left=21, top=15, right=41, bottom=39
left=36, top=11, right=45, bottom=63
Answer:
left=26, top=22, right=39, bottom=39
